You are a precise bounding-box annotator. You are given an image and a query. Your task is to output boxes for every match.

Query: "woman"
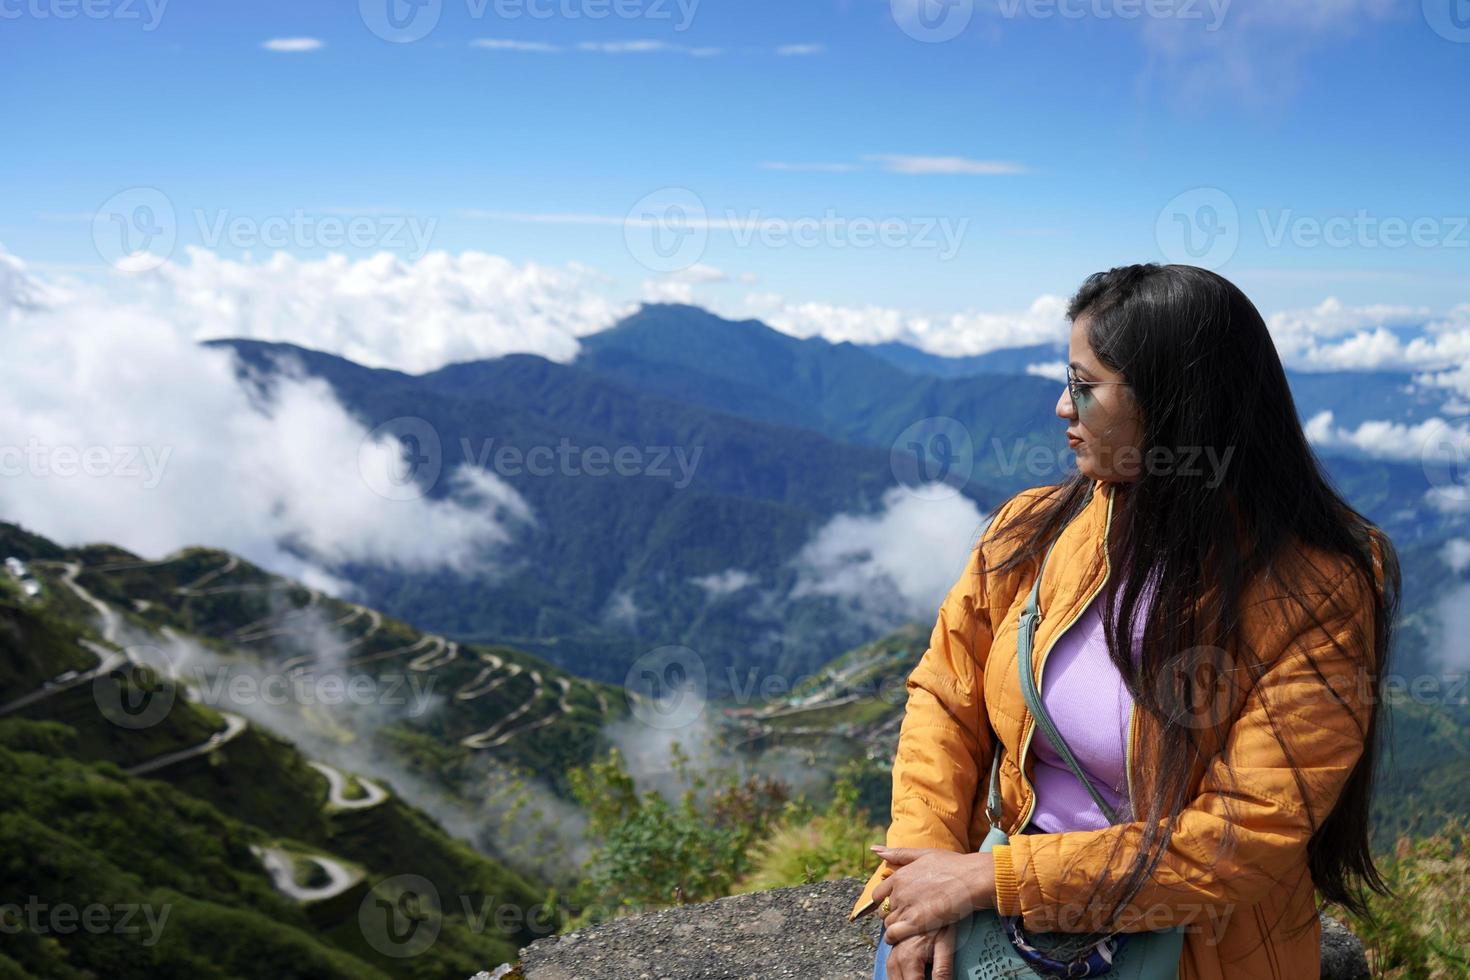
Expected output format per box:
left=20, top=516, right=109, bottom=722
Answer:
left=854, top=263, right=1399, bottom=979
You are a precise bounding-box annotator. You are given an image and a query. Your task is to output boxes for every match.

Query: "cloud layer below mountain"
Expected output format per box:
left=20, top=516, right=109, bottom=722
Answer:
left=0, top=246, right=532, bottom=593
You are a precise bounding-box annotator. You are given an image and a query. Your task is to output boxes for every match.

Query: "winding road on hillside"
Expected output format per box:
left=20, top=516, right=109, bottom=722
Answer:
left=125, top=711, right=249, bottom=776
left=251, top=845, right=362, bottom=903
left=162, top=555, right=587, bottom=749
left=309, top=761, right=389, bottom=810
left=4, top=560, right=253, bottom=776
left=727, top=647, right=915, bottom=752
left=10, top=552, right=587, bottom=757
left=454, top=651, right=522, bottom=701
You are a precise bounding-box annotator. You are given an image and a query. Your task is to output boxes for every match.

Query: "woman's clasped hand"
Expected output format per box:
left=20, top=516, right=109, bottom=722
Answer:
left=869, top=845, right=999, bottom=979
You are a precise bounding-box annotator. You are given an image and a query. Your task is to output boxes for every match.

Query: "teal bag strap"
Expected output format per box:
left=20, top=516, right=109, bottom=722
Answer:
left=984, top=740, right=1004, bottom=826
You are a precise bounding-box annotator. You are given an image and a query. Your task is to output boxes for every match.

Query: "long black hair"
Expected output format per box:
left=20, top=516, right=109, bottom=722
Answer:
left=982, top=263, right=1400, bottom=925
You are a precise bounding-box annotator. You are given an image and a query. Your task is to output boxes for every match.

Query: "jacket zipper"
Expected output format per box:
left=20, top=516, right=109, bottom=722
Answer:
left=1123, top=700, right=1138, bottom=810
left=1014, top=482, right=1118, bottom=832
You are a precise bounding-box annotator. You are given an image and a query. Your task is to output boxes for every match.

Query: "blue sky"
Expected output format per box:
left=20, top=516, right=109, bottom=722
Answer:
left=2, top=0, right=1467, bottom=327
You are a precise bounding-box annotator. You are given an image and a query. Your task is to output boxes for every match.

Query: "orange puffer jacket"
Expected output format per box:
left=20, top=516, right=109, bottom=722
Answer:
left=852, top=477, right=1387, bottom=980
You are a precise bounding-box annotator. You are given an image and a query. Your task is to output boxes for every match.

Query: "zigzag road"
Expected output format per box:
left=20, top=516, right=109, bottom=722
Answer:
left=12, top=554, right=584, bottom=754
left=309, top=761, right=389, bottom=810
left=250, top=845, right=362, bottom=903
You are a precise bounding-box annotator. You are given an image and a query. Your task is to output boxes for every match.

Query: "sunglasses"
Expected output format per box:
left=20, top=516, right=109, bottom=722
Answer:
left=1066, top=364, right=1130, bottom=415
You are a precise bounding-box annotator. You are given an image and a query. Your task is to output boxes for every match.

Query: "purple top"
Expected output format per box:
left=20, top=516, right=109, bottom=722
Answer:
left=1027, top=568, right=1158, bottom=834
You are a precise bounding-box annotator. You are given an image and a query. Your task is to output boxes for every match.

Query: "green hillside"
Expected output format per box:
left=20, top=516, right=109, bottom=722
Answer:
left=0, top=532, right=597, bottom=979
left=0, top=524, right=622, bottom=798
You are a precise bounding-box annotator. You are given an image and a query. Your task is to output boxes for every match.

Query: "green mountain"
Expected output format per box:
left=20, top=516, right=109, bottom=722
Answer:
left=208, top=335, right=1008, bottom=689
left=574, top=304, right=1068, bottom=492
left=0, top=523, right=618, bottom=979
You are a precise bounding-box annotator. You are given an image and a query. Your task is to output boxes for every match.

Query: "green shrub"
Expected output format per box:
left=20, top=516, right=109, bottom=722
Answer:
left=736, top=760, right=882, bottom=892
left=567, top=744, right=788, bottom=919
left=1343, top=821, right=1470, bottom=979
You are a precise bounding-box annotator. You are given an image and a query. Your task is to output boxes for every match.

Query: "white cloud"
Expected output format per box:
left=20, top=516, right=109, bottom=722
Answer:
left=1303, top=409, right=1470, bottom=462
left=262, top=38, right=324, bottom=52
left=0, top=252, right=534, bottom=587
left=1026, top=361, right=1068, bottom=383
left=602, top=588, right=639, bottom=627
left=691, top=568, right=756, bottom=598
left=775, top=43, right=825, bottom=56
left=642, top=278, right=697, bottom=304
left=790, top=487, right=989, bottom=623
left=641, top=264, right=734, bottom=304
left=1441, top=538, right=1470, bottom=575
left=670, top=263, right=728, bottom=284
left=1137, top=0, right=1401, bottom=104
left=0, top=246, right=55, bottom=316
left=576, top=40, right=720, bottom=56
left=471, top=38, right=561, bottom=52
left=1431, top=583, right=1470, bottom=670
left=94, top=244, right=1470, bottom=401
left=739, top=292, right=1069, bottom=357
left=1268, top=297, right=1428, bottom=342
left=1267, top=299, right=1470, bottom=391
left=865, top=154, right=1028, bottom=176
left=137, top=247, right=629, bottom=372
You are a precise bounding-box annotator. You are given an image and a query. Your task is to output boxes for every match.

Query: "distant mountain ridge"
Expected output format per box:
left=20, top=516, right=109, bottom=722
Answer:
left=202, top=303, right=1463, bottom=692
left=573, top=304, right=1068, bottom=484
left=206, top=331, right=1011, bottom=688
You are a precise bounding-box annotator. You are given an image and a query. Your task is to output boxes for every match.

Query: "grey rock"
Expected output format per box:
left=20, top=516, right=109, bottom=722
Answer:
left=1319, top=911, right=1371, bottom=980
left=518, top=880, right=880, bottom=980
left=514, top=879, right=1370, bottom=980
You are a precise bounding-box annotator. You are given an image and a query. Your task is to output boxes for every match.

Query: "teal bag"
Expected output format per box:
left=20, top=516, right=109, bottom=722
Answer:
left=951, top=497, right=1184, bottom=980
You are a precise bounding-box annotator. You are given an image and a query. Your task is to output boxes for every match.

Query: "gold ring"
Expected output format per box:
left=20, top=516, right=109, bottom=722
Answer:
left=878, top=897, right=893, bottom=919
